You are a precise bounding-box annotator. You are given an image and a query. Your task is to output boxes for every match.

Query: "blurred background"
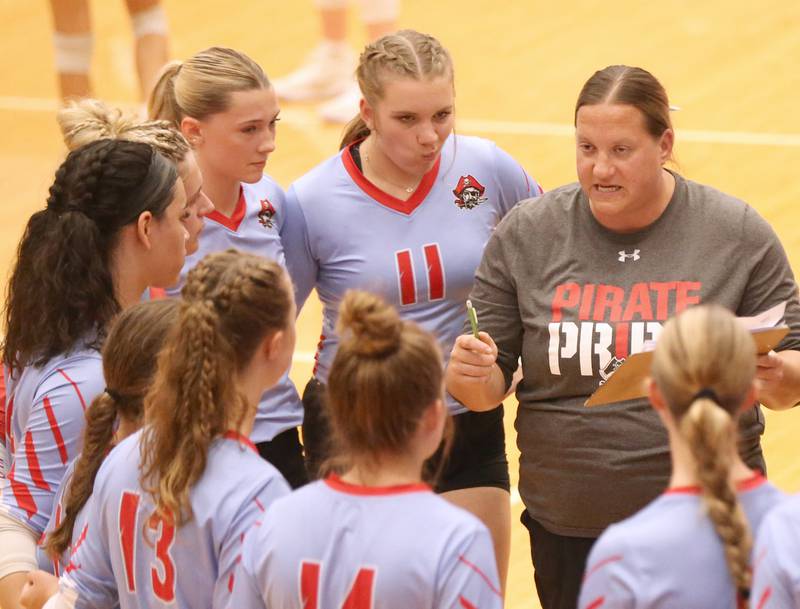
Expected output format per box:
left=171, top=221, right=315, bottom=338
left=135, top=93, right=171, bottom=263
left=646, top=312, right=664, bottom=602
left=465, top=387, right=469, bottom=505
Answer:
left=2, top=2, right=799, bottom=607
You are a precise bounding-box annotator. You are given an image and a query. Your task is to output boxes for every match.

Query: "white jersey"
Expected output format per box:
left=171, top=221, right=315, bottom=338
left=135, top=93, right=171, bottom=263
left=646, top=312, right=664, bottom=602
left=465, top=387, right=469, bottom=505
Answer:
left=166, top=176, right=303, bottom=443
left=0, top=347, right=104, bottom=534
left=229, top=475, right=502, bottom=609
left=579, top=475, right=783, bottom=609
left=56, top=429, right=290, bottom=609
left=283, top=135, right=540, bottom=413
left=751, top=493, right=800, bottom=608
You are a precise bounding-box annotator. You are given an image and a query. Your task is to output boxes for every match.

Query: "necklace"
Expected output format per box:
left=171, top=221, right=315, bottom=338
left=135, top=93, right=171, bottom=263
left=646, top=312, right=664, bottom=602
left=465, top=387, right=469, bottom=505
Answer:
left=363, top=144, right=419, bottom=194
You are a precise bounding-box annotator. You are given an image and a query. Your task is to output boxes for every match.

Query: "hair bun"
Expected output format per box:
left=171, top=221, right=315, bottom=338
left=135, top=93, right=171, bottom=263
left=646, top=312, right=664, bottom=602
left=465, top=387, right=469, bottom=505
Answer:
left=337, top=291, right=402, bottom=357
left=58, top=99, right=140, bottom=151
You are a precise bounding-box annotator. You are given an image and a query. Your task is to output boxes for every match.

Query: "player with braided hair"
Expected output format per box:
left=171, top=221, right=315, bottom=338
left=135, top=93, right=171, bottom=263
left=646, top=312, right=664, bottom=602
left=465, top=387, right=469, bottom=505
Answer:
left=148, top=46, right=307, bottom=488
left=0, top=139, right=187, bottom=609
left=578, top=305, right=784, bottom=609
left=12, top=299, right=179, bottom=609
left=39, top=250, right=294, bottom=609
left=282, top=28, right=541, bottom=588
left=229, top=290, right=502, bottom=609
left=57, top=98, right=214, bottom=257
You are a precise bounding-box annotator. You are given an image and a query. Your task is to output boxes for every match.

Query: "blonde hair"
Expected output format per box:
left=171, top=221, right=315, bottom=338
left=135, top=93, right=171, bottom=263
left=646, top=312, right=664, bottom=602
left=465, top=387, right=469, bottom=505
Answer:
left=326, top=291, right=449, bottom=473
left=57, top=98, right=190, bottom=164
left=140, top=250, right=291, bottom=526
left=651, top=304, right=757, bottom=599
left=148, top=47, right=269, bottom=126
left=340, top=29, right=454, bottom=149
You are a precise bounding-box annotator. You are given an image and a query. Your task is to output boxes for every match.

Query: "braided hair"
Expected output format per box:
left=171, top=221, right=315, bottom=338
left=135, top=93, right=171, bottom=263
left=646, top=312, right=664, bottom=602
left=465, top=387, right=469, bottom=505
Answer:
left=139, top=249, right=292, bottom=526
left=2, top=139, right=178, bottom=372
left=44, top=298, right=179, bottom=560
left=340, top=30, right=454, bottom=149
left=58, top=98, right=191, bottom=164
left=651, top=304, right=757, bottom=603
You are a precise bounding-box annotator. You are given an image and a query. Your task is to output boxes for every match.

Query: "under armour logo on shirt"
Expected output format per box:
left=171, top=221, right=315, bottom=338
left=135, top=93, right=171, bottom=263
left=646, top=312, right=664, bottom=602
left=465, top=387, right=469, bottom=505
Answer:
left=618, top=249, right=641, bottom=262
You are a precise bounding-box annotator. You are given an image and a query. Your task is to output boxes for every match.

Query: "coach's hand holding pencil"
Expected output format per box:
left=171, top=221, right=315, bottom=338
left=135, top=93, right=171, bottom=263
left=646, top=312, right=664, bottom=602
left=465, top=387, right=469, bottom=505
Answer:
left=446, top=301, right=507, bottom=412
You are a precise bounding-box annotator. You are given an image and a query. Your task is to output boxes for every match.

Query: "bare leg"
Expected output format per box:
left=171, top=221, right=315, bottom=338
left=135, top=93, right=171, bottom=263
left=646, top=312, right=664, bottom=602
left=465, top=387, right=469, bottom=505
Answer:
left=0, top=572, right=29, bottom=609
left=320, top=6, right=348, bottom=41
left=125, top=0, right=169, bottom=101
left=48, top=0, right=92, bottom=101
left=441, top=486, right=511, bottom=594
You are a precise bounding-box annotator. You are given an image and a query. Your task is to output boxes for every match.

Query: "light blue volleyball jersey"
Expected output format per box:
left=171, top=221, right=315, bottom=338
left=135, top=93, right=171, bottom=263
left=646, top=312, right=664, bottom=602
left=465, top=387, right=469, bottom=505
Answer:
left=166, top=175, right=303, bottom=443
left=579, top=475, right=783, bottom=609
left=283, top=134, right=540, bottom=414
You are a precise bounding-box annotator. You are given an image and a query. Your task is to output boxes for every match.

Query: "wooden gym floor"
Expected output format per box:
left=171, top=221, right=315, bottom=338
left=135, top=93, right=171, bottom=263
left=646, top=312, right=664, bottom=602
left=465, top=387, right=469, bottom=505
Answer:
left=1, top=1, right=799, bottom=607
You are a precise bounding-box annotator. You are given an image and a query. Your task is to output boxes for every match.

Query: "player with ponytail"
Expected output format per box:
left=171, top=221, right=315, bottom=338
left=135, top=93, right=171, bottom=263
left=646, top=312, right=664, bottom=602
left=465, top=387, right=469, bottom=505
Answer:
left=230, top=291, right=502, bottom=609
left=282, top=29, right=542, bottom=587
left=47, top=250, right=294, bottom=609
left=0, top=139, right=186, bottom=609
left=579, top=305, right=784, bottom=609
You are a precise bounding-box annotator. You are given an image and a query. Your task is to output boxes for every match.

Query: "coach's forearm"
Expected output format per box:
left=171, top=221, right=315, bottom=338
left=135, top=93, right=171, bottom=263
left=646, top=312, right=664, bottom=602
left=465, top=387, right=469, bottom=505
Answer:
left=446, top=363, right=508, bottom=412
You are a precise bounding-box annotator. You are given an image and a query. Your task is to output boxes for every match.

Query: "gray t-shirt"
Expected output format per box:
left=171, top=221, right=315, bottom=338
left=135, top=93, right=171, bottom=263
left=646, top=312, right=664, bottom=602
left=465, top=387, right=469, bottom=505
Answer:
left=470, top=172, right=800, bottom=537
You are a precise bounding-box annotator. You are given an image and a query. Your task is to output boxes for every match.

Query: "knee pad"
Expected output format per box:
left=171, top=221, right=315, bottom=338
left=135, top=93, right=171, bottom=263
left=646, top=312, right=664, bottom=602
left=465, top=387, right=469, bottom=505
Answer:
left=131, top=4, right=169, bottom=38
left=358, top=0, right=399, bottom=24
left=52, top=32, right=93, bottom=74
left=0, top=511, right=38, bottom=579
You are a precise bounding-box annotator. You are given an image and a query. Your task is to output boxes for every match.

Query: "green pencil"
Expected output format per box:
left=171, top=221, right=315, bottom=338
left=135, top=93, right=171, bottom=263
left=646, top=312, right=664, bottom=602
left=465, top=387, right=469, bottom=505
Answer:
left=466, top=300, right=479, bottom=338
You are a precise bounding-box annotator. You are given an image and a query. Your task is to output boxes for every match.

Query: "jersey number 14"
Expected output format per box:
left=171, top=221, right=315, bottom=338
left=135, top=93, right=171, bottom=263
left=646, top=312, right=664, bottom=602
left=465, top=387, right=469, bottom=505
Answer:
left=301, top=561, right=376, bottom=609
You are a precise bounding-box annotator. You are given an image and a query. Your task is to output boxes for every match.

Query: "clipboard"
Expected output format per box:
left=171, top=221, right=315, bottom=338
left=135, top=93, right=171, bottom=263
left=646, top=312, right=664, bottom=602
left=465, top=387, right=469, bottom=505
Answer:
left=585, top=325, right=789, bottom=407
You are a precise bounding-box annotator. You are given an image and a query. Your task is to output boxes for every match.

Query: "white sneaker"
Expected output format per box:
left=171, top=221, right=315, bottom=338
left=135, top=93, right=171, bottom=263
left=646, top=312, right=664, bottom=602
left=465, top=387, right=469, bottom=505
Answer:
left=318, top=81, right=362, bottom=124
left=272, top=41, right=356, bottom=102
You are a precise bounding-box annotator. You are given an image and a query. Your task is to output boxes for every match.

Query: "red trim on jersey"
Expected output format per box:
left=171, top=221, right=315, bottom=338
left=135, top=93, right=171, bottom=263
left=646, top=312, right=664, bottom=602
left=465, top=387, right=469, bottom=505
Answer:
left=459, top=597, right=478, bottom=609
left=43, top=397, right=69, bottom=464
left=57, top=368, right=88, bottom=412
left=325, top=473, right=430, bottom=496
left=584, top=597, right=605, bottom=609
left=666, top=472, right=766, bottom=495
left=5, top=394, right=13, bottom=453
left=207, top=187, right=246, bottom=232
left=341, top=142, right=441, bottom=216
left=222, top=430, right=258, bottom=454
left=755, top=587, right=771, bottom=609
left=148, top=287, right=167, bottom=300
left=582, top=554, right=623, bottom=583
left=254, top=497, right=266, bottom=513
left=25, top=430, right=50, bottom=491
left=0, top=370, right=6, bottom=446
left=9, top=463, right=37, bottom=518
left=457, top=555, right=502, bottom=597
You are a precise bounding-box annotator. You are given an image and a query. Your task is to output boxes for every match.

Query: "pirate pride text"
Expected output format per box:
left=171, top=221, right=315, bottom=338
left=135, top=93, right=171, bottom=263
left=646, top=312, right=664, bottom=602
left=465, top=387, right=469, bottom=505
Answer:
left=548, top=281, right=702, bottom=377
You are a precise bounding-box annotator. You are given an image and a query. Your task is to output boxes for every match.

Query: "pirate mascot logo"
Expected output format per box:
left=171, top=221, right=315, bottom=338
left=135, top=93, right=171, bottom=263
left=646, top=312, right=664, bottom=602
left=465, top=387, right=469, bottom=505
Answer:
left=452, top=175, right=488, bottom=210
left=258, top=198, right=276, bottom=229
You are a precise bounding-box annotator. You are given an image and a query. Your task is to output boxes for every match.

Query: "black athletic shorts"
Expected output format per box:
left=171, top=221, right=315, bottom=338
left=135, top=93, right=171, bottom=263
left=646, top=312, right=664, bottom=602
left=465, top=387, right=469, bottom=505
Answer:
left=301, top=378, right=509, bottom=493
left=255, top=426, right=308, bottom=489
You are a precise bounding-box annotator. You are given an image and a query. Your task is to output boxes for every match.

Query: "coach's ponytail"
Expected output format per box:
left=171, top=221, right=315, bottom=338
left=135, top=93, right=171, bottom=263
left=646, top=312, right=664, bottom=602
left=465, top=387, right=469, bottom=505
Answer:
left=652, top=305, right=757, bottom=602
left=45, top=299, right=179, bottom=560
left=326, top=291, right=450, bottom=476
left=339, top=30, right=454, bottom=150
left=140, top=250, right=291, bottom=526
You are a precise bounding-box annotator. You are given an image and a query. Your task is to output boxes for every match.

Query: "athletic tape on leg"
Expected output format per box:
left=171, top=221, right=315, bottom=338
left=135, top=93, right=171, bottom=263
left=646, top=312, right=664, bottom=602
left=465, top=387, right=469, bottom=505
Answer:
left=131, top=4, right=169, bottom=38
left=53, top=32, right=93, bottom=74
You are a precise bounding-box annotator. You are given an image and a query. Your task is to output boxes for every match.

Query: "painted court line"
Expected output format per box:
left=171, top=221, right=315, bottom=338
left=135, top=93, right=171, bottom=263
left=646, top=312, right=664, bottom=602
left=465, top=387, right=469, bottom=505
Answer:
left=2, top=95, right=800, bottom=148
